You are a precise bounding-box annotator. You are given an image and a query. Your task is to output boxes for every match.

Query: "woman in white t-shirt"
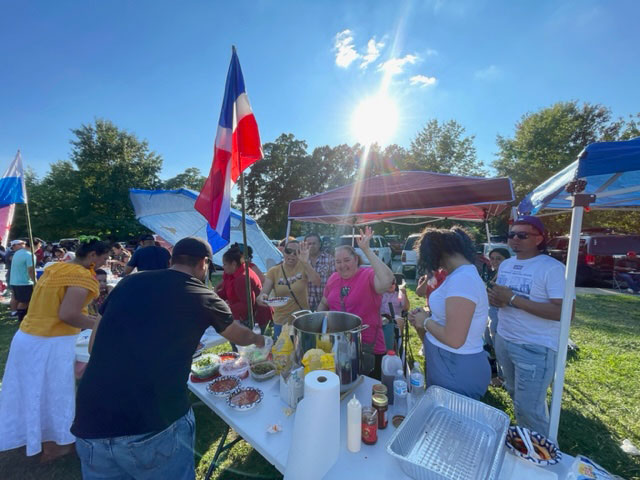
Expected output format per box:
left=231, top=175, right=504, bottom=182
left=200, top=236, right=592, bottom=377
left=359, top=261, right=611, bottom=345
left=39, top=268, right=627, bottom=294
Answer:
left=408, top=227, right=491, bottom=399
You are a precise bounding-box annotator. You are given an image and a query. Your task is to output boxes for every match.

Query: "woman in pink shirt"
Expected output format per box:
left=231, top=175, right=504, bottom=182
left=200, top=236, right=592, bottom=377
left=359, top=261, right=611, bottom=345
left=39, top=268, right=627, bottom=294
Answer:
left=317, top=227, right=395, bottom=379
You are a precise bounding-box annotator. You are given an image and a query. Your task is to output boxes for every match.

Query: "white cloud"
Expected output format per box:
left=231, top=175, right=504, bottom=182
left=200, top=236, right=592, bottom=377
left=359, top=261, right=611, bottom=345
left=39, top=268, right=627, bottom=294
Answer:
left=377, top=54, right=419, bottom=76
left=334, top=30, right=360, bottom=68
left=410, top=75, right=437, bottom=87
left=474, top=65, right=501, bottom=80
left=360, top=38, right=385, bottom=69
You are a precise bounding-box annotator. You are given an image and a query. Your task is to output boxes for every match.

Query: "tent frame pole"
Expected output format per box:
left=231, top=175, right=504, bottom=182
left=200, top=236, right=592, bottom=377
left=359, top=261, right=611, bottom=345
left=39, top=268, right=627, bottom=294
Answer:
left=239, top=172, right=254, bottom=329
left=548, top=193, right=594, bottom=441
left=285, top=220, right=291, bottom=239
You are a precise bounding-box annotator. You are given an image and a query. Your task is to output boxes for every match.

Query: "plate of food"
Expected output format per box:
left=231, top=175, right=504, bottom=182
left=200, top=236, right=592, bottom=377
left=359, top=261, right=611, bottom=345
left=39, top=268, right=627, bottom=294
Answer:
left=191, top=354, right=221, bottom=379
left=505, top=426, right=561, bottom=466
left=206, top=375, right=241, bottom=397
left=264, top=296, right=290, bottom=308
left=218, top=351, right=240, bottom=364
left=227, top=386, right=264, bottom=411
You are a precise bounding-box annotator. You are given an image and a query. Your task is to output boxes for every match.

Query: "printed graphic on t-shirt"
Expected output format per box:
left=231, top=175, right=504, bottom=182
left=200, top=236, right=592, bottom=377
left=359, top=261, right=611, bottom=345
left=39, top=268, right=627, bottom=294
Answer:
left=277, top=272, right=303, bottom=286
left=497, top=268, right=532, bottom=298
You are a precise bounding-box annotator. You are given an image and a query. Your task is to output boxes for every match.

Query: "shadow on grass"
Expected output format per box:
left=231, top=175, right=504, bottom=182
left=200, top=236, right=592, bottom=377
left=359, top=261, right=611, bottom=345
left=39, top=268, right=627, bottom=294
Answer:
left=0, top=447, right=82, bottom=480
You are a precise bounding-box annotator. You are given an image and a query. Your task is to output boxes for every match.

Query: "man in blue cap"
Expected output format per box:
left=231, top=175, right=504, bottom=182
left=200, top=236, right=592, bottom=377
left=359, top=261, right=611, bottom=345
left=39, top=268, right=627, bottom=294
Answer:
left=487, top=216, right=571, bottom=437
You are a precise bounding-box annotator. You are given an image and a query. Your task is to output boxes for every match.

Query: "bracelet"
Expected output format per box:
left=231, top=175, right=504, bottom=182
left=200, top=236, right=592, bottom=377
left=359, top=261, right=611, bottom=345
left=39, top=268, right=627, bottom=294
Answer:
left=508, top=294, right=518, bottom=307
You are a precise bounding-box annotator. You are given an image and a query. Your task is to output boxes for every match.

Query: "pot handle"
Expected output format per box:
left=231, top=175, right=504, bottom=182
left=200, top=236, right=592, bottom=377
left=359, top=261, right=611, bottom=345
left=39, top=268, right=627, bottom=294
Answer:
left=350, top=324, right=370, bottom=334
left=291, top=310, right=312, bottom=319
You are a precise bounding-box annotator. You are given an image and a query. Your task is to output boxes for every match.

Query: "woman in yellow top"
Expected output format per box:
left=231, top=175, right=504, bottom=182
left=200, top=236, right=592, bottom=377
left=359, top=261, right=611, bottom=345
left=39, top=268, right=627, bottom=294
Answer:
left=257, top=240, right=321, bottom=339
left=0, top=239, right=111, bottom=462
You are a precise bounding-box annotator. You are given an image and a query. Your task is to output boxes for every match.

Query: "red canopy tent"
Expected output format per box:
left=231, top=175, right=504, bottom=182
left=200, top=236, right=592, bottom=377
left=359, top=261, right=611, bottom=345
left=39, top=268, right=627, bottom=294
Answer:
left=287, top=171, right=515, bottom=229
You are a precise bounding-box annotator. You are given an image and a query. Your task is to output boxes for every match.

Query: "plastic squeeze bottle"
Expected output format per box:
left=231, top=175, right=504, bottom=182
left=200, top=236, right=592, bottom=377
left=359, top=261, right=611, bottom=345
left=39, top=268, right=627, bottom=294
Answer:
left=347, top=394, right=362, bottom=452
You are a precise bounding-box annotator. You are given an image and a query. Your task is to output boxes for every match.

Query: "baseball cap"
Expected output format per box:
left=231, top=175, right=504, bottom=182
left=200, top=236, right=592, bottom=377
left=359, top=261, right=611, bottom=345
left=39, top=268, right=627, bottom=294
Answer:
left=140, top=234, right=155, bottom=241
left=10, top=239, right=25, bottom=246
left=172, top=237, right=212, bottom=259
left=513, top=216, right=546, bottom=236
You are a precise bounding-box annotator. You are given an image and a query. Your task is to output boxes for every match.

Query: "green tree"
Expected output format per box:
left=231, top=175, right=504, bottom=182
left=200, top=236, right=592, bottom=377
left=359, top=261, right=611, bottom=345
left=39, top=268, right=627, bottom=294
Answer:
left=403, top=119, right=486, bottom=176
left=162, top=167, right=206, bottom=190
left=494, top=101, right=640, bottom=233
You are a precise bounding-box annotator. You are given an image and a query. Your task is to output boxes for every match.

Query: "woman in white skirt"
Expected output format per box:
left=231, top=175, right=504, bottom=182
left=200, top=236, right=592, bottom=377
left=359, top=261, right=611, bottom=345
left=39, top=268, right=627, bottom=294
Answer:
left=0, top=239, right=110, bottom=461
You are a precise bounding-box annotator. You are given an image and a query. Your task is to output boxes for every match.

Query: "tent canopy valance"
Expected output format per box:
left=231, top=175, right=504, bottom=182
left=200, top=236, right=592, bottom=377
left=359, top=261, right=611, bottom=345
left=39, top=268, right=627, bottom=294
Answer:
left=288, top=171, right=515, bottom=225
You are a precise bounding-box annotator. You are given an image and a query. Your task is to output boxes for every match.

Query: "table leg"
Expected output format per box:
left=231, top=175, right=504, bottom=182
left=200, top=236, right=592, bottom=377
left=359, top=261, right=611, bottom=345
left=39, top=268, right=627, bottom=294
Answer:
left=204, top=424, right=244, bottom=480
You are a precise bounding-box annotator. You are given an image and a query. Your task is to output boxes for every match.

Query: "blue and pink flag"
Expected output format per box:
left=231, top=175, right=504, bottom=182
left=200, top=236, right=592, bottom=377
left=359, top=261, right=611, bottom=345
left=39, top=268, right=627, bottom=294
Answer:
left=195, top=48, right=263, bottom=253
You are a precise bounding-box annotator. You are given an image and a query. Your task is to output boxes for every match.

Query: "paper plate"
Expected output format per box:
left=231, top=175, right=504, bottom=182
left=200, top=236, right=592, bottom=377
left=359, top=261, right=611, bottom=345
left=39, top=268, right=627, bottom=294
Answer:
left=227, top=386, right=264, bottom=411
left=505, top=426, right=561, bottom=466
left=264, top=297, right=290, bottom=307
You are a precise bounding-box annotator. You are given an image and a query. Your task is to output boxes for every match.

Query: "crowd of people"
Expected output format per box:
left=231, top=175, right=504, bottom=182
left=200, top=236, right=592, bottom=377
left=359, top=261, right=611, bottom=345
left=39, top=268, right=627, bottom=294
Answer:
left=0, top=216, right=569, bottom=477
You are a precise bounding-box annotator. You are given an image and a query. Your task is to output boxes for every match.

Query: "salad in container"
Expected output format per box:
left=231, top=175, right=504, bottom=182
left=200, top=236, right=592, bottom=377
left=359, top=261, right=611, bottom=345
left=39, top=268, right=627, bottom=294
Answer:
left=190, top=354, right=221, bottom=379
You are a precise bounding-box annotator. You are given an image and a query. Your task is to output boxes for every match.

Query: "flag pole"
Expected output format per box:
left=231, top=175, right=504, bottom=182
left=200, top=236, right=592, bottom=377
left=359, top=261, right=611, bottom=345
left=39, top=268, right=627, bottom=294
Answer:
left=239, top=170, right=255, bottom=330
left=232, top=45, right=255, bottom=331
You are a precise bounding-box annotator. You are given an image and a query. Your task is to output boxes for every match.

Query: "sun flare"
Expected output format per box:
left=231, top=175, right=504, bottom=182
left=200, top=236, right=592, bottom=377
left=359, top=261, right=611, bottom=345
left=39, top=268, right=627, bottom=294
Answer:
left=351, top=94, right=399, bottom=146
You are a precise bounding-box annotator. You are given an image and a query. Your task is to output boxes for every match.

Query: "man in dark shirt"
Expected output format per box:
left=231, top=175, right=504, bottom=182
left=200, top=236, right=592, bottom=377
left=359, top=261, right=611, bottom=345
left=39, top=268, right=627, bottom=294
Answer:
left=123, top=234, right=171, bottom=275
left=72, top=237, right=264, bottom=480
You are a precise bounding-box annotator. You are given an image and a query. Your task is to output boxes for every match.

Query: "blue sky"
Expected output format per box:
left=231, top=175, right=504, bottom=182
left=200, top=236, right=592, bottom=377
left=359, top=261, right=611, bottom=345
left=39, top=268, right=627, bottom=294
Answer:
left=1, top=0, right=638, bottom=181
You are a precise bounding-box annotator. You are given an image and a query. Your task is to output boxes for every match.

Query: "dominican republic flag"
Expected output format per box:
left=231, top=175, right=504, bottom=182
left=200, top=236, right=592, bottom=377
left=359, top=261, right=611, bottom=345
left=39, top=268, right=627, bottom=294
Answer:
left=0, top=151, right=27, bottom=207
left=195, top=47, right=263, bottom=253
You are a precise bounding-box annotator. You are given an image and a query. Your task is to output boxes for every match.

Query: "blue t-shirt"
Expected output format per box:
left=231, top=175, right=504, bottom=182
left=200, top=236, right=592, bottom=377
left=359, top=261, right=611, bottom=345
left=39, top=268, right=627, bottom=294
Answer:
left=126, top=246, right=170, bottom=272
left=10, top=249, right=34, bottom=286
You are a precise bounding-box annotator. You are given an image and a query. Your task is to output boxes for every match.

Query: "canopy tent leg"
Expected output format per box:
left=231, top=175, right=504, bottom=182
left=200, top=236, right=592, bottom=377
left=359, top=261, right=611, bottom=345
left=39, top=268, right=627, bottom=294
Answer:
left=484, top=221, right=491, bottom=244
left=285, top=220, right=292, bottom=239
left=548, top=193, right=594, bottom=441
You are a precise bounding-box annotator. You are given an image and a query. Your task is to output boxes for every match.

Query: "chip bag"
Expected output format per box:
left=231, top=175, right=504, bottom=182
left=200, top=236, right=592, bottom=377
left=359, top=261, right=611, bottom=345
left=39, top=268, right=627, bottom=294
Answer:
left=301, top=348, right=336, bottom=375
left=272, top=324, right=294, bottom=373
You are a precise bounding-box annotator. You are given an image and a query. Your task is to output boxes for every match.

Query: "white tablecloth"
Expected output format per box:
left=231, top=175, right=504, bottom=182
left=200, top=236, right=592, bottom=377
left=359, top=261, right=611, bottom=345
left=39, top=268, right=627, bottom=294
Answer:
left=188, top=375, right=574, bottom=479
left=75, top=326, right=227, bottom=363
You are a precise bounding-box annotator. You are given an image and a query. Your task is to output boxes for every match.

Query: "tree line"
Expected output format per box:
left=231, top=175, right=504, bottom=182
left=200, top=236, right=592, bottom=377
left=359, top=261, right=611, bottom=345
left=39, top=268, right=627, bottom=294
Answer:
left=12, top=101, right=640, bottom=243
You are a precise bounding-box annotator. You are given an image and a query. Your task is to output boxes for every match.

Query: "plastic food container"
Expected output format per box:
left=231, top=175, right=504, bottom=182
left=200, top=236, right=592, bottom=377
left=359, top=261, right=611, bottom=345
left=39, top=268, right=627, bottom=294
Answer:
left=386, top=385, right=509, bottom=480
left=206, top=375, right=241, bottom=397
left=219, top=357, right=250, bottom=379
left=505, top=426, right=561, bottom=466
left=250, top=361, right=277, bottom=381
left=190, top=354, right=221, bottom=379
left=218, top=351, right=240, bottom=363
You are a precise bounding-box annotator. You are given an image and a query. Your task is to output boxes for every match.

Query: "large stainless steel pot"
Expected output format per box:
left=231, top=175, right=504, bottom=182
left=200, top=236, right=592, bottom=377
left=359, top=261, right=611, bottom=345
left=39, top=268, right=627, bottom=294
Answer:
left=291, top=310, right=369, bottom=392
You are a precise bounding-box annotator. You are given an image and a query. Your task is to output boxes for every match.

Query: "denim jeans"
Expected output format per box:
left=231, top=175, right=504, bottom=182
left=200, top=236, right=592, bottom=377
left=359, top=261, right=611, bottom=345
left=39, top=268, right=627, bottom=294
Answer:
left=76, top=409, right=196, bottom=480
left=617, top=272, right=640, bottom=292
left=494, top=334, right=557, bottom=437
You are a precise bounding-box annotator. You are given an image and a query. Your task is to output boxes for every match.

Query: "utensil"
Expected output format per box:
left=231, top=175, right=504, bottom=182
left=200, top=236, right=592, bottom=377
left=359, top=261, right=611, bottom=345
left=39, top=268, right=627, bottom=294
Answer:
left=517, top=426, right=540, bottom=460
left=321, top=314, right=328, bottom=334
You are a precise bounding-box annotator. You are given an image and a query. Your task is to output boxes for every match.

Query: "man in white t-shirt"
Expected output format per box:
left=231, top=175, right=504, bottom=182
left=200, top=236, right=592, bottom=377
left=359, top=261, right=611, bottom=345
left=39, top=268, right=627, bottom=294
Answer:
left=488, top=216, right=571, bottom=437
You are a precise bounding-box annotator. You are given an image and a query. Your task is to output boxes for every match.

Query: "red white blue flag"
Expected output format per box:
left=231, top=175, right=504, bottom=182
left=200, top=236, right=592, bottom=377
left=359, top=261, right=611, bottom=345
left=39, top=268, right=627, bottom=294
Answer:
left=195, top=48, right=263, bottom=253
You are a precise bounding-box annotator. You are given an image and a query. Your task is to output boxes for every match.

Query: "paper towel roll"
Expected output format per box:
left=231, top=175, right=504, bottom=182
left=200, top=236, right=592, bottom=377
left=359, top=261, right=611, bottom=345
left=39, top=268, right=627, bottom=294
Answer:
left=284, top=370, right=340, bottom=480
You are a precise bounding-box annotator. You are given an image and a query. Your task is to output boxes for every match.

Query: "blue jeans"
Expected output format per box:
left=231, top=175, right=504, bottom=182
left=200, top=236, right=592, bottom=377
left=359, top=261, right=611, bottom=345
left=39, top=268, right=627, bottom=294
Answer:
left=424, top=340, right=491, bottom=400
left=76, top=409, right=196, bottom=480
left=494, top=334, right=557, bottom=437
left=617, top=272, right=640, bottom=292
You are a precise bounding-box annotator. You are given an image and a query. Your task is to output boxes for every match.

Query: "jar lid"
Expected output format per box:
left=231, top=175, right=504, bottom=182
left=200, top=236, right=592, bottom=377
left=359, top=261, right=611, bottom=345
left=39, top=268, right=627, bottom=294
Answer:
left=372, top=394, right=388, bottom=407
left=372, top=384, right=387, bottom=395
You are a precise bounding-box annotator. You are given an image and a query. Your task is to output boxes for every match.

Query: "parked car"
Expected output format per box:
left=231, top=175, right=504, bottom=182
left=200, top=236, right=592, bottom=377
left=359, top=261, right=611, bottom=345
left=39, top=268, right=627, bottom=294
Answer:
left=384, top=235, right=404, bottom=257
left=401, top=234, right=421, bottom=278
left=337, top=235, right=393, bottom=267
left=547, top=233, right=640, bottom=286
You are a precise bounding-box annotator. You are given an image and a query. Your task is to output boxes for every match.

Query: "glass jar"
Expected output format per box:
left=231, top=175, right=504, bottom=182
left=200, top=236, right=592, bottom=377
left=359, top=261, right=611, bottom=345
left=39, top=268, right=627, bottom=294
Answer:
left=372, top=383, right=387, bottom=397
left=361, top=406, right=378, bottom=445
left=372, top=394, right=388, bottom=430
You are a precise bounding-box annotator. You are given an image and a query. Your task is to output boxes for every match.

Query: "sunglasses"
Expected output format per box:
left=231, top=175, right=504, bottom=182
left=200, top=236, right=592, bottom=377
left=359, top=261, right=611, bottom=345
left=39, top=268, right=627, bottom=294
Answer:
left=507, top=231, right=540, bottom=240
left=284, top=247, right=299, bottom=255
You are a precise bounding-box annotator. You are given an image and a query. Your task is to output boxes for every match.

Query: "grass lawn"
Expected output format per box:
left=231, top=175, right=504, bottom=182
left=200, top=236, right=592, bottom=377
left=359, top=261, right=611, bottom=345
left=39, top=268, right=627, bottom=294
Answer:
left=0, top=290, right=639, bottom=479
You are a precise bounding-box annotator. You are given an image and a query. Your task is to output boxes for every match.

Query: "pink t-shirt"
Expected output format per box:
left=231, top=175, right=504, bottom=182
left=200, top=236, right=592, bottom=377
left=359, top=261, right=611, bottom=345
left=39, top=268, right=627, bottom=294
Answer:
left=324, top=268, right=385, bottom=354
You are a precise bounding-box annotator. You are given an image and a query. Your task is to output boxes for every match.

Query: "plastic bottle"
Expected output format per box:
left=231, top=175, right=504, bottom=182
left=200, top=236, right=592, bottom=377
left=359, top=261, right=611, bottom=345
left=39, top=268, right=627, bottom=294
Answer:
left=381, top=350, right=403, bottom=404
left=347, top=395, right=362, bottom=452
left=393, top=369, right=408, bottom=418
left=410, top=361, right=426, bottom=406
left=252, top=323, right=262, bottom=335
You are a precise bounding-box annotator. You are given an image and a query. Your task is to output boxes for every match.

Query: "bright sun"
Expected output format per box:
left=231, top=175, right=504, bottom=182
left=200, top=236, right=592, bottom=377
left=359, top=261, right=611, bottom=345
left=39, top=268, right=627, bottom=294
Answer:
left=351, top=94, right=399, bottom=146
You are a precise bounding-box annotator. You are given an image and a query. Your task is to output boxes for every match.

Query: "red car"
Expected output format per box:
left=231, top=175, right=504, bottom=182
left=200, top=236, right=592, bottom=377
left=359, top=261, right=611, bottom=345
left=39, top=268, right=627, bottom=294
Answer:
left=547, top=232, right=640, bottom=287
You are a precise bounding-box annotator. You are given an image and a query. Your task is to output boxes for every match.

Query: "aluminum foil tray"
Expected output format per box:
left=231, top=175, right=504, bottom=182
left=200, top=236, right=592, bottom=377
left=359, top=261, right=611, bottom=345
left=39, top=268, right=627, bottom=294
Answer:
left=386, top=386, right=509, bottom=480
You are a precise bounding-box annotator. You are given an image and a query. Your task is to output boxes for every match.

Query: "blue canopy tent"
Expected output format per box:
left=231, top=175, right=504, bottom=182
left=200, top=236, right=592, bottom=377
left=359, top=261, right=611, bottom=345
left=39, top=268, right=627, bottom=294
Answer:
left=129, top=188, right=282, bottom=272
left=517, top=137, right=640, bottom=441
